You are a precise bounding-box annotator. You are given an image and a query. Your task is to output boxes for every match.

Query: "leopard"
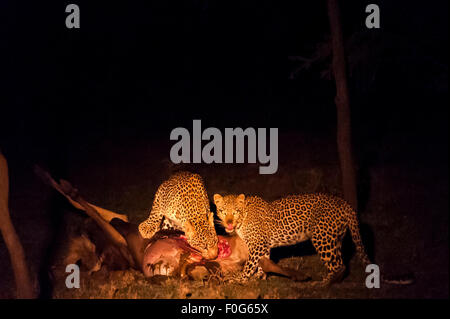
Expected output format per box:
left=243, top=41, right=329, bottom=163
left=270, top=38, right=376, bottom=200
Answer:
left=139, top=171, right=218, bottom=260
left=213, top=193, right=371, bottom=285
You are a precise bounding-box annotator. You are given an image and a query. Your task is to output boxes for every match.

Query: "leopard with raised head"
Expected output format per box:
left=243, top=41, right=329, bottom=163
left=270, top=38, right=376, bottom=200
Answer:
left=139, top=171, right=218, bottom=260
left=213, top=193, right=370, bottom=285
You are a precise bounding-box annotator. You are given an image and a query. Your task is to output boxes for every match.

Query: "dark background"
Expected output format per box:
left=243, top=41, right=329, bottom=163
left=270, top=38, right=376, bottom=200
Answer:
left=1, top=1, right=447, bottom=157
left=0, top=0, right=448, bottom=298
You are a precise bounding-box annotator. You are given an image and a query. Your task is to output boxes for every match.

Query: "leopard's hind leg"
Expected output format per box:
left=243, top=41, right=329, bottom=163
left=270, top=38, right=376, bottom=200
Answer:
left=311, top=224, right=346, bottom=286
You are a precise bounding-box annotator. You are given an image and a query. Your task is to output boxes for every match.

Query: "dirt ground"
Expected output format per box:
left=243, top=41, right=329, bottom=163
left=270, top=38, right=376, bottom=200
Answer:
left=0, top=133, right=448, bottom=298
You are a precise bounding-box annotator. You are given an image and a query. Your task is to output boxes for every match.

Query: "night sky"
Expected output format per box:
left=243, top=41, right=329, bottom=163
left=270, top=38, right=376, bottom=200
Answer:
left=1, top=0, right=447, bottom=159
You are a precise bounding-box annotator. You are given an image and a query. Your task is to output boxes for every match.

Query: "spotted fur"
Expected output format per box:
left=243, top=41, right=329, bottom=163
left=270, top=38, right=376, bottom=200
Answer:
left=139, top=172, right=218, bottom=260
left=214, top=193, right=370, bottom=284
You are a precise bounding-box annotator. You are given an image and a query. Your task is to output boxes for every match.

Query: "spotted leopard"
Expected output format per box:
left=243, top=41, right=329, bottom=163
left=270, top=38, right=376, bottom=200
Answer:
left=214, top=193, right=370, bottom=285
left=139, top=172, right=218, bottom=260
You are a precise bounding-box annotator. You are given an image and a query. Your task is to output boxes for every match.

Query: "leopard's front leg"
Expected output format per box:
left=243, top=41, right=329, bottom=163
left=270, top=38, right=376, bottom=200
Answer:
left=229, top=243, right=270, bottom=284
left=138, top=209, right=163, bottom=239
left=254, top=252, right=270, bottom=280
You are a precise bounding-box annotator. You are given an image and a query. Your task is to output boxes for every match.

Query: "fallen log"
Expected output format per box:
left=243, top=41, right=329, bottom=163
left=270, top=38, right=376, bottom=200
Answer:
left=34, top=165, right=128, bottom=223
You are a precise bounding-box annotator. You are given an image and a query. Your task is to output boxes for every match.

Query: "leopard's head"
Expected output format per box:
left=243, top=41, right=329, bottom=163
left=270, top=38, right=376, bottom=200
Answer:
left=183, top=211, right=218, bottom=260
left=213, top=194, right=246, bottom=234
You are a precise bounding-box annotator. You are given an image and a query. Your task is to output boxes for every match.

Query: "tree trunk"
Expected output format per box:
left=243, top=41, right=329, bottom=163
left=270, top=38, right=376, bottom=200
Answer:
left=0, top=152, right=36, bottom=298
left=327, top=0, right=358, bottom=210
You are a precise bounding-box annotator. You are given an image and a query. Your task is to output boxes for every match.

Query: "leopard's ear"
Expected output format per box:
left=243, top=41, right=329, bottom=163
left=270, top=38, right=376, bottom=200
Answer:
left=184, top=220, right=194, bottom=236
left=213, top=194, right=223, bottom=208
left=236, top=194, right=245, bottom=205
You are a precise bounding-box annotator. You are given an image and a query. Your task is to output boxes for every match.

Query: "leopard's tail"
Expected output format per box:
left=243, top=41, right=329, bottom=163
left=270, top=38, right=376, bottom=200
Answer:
left=347, top=207, right=415, bottom=285
left=347, top=209, right=371, bottom=266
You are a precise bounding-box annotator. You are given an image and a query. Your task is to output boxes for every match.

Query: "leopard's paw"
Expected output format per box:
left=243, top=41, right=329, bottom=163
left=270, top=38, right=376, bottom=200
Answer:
left=255, top=268, right=267, bottom=280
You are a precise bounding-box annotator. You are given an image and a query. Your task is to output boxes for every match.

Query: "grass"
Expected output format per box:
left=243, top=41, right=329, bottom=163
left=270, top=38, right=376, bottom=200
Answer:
left=52, top=255, right=373, bottom=299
